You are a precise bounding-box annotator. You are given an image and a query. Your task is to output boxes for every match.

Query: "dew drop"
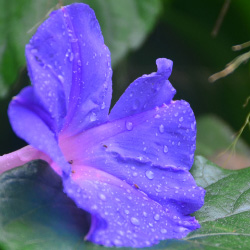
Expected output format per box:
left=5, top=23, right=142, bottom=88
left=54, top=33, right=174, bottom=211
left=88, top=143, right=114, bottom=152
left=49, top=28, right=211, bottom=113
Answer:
left=58, top=75, right=64, bottom=83
left=90, top=112, right=97, bottom=122
left=99, top=193, right=106, bottom=201
left=118, top=230, right=124, bottom=236
left=124, top=209, right=130, bottom=215
left=163, top=145, right=168, bottom=153
left=69, top=52, right=74, bottom=62
left=130, top=217, right=140, bottom=226
left=143, top=211, right=147, bottom=217
left=178, top=227, right=187, bottom=233
left=31, top=48, right=38, bottom=54
left=101, top=102, right=106, bottom=110
left=132, top=100, right=140, bottom=110
left=161, top=228, right=167, bottom=234
left=145, top=170, right=154, bottom=180
left=126, top=121, right=133, bottom=131
left=159, top=124, right=164, bottom=133
left=191, top=121, right=196, bottom=131
left=154, top=214, right=160, bottom=221
left=155, top=185, right=161, bottom=193
left=91, top=205, right=98, bottom=210
left=113, top=239, right=122, bottom=245
left=179, top=117, right=184, bottom=122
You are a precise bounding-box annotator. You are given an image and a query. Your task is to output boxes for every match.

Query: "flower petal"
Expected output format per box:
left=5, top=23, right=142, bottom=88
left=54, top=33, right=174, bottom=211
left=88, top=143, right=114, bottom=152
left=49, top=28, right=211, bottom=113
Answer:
left=62, top=99, right=196, bottom=172
left=60, top=100, right=203, bottom=214
left=8, top=87, right=70, bottom=174
left=63, top=165, right=201, bottom=247
left=26, top=3, right=112, bottom=136
left=109, top=58, right=175, bottom=121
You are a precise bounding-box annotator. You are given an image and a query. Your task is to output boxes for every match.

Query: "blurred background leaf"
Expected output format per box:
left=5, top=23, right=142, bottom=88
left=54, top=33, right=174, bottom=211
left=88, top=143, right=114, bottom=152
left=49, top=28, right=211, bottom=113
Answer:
left=0, top=0, right=161, bottom=99
left=196, top=115, right=250, bottom=169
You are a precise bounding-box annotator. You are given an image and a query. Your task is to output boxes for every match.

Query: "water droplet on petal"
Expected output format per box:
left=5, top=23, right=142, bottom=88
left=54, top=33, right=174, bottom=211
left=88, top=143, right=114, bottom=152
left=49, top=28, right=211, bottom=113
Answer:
left=91, top=205, right=98, bottom=210
left=179, top=117, right=184, bottom=122
left=124, top=209, right=130, bottom=215
left=154, top=214, right=160, bottom=220
left=58, top=75, right=64, bottom=83
left=130, top=217, right=140, bottom=225
left=126, top=121, right=133, bottom=131
left=178, top=227, right=187, bottom=233
left=90, top=112, right=97, bottom=122
left=132, top=100, right=140, bottom=110
left=101, top=102, right=106, bottom=110
left=114, top=239, right=122, bottom=245
left=161, top=228, right=167, bottom=234
left=143, top=211, right=147, bottom=217
left=191, top=121, right=196, bottom=131
left=159, top=124, right=164, bottom=133
left=69, top=52, right=74, bottom=62
left=155, top=185, right=162, bottom=192
left=145, top=170, right=154, bottom=180
left=163, top=145, right=168, bottom=153
left=99, top=193, right=106, bottom=201
left=31, top=48, right=38, bottom=54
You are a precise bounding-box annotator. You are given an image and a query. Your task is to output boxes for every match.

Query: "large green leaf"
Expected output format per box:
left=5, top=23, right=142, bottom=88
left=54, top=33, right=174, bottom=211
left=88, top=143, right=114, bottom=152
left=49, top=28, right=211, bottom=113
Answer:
left=0, top=160, right=90, bottom=250
left=1, top=157, right=250, bottom=249
left=187, top=156, right=250, bottom=249
left=0, top=0, right=161, bottom=99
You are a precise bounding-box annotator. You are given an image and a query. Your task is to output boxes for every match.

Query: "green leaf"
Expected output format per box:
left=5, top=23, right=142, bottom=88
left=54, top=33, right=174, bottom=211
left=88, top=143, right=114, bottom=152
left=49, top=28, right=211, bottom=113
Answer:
left=0, top=160, right=89, bottom=250
left=187, top=156, right=250, bottom=250
left=0, top=0, right=161, bottom=99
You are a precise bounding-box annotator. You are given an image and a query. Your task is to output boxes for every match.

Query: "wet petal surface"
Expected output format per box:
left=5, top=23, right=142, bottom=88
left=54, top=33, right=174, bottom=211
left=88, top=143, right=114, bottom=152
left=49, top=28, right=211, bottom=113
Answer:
left=26, top=3, right=112, bottom=136
left=62, top=99, right=196, bottom=172
left=60, top=99, right=203, bottom=215
left=64, top=165, right=201, bottom=247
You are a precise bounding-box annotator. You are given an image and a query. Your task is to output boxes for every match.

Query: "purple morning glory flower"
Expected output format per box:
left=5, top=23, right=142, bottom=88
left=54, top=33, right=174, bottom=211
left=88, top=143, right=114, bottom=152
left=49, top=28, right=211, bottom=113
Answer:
left=2, top=3, right=205, bottom=248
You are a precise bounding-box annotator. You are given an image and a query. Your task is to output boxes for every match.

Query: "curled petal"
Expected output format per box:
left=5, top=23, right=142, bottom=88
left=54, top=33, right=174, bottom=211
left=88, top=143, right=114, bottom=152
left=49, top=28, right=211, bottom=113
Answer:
left=109, top=58, right=175, bottom=121
left=64, top=166, right=202, bottom=247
